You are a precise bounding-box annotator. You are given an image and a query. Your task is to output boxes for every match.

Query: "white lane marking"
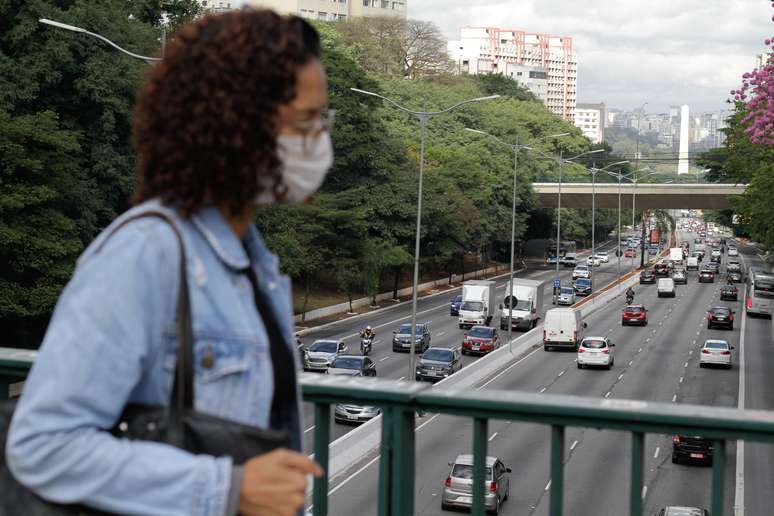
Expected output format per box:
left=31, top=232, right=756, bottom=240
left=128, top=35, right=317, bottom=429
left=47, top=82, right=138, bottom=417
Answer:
left=304, top=425, right=316, bottom=434
left=638, top=348, right=643, bottom=353
left=642, top=485, right=648, bottom=499
left=689, top=350, right=693, bottom=356
left=679, top=376, right=684, bottom=383
left=545, top=480, right=551, bottom=491
left=672, top=394, right=678, bottom=402
left=570, top=440, right=579, bottom=451
left=398, top=376, right=405, bottom=381
left=645, top=338, right=650, bottom=342
left=654, top=447, right=660, bottom=459
left=379, top=356, right=390, bottom=362
left=618, top=373, right=624, bottom=380
left=604, top=391, right=611, bottom=398
left=488, top=432, right=498, bottom=442
left=480, top=346, right=541, bottom=389
left=374, top=339, right=381, bottom=344
left=539, top=387, right=547, bottom=393
left=628, top=360, right=634, bottom=366
left=326, top=454, right=380, bottom=496
left=437, top=331, right=446, bottom=337
left=684, top=362, right=689, bottom=368
left=735, top=280, right=749, bottom=516
left=558, top=370, right=565, bottom=377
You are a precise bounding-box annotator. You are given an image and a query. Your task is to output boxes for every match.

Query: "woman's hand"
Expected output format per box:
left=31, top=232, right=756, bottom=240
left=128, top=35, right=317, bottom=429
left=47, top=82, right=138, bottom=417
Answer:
left=238, top=449, right=324, bottom=516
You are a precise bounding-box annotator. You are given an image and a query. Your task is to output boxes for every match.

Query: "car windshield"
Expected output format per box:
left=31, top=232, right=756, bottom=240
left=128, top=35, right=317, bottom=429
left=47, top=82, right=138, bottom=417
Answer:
left=576, top=279, right=591, bottom=286
left=626, top=306, right=644, bottom=313
left=575, top=266, right=588, bottom=271
left=561, top=287, right=574, bottom=295
left=398, top=324, right=423, bottom=334
left=451, top=464, right=492, bottom=481
left=452, top=295, right=462, bottom=303
left=468, top=327, right=494, bottom=338
left=331, top=357, right=362, bottom=369
left=754, top=277, right=774, bottom=297
left=461, top=301, right=484, bottom=311
left=310, top=341, right=338, bottom=353
left=422, top=349, right=452, bottom=362
left=503, top=296, right=531, bottom=310
left=582, top=339, right=607, bottom=349
left=711, top=307, right=731, bottom=314
left=704, top=341, right=729, bottom=350
left=596, top=252, right=607, bottom=257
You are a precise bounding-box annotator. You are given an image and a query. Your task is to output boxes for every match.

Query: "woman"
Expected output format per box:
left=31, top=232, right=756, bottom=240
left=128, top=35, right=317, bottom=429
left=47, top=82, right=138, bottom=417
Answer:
left=6, top=10, right=328, bottom=516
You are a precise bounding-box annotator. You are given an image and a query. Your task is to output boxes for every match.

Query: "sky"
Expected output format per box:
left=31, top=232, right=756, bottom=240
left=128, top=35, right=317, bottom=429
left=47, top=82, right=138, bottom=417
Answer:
left=407, top=0, right=773, bottom=114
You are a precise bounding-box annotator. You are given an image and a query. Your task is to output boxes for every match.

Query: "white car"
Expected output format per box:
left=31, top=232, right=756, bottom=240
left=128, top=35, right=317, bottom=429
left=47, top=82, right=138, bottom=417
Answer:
left=699, top=339, right=733, bottom=368
left=557, top=287, right=576, bottom=306
left=595, top=251, right=609, bottom=263
left=577, top=336, right=615, bottom=369
left=728, top=247, right=739, bottom=257
left=587, top=256, right=600, bottom=267
left=572, top=265, right=590, bottom=280
left=711, top=249, right=722, bottom=258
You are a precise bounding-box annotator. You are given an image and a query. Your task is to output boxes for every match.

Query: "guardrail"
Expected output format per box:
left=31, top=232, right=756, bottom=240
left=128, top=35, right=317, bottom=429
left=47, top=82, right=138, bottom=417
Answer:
left=4, top=354, right=772, bottom=516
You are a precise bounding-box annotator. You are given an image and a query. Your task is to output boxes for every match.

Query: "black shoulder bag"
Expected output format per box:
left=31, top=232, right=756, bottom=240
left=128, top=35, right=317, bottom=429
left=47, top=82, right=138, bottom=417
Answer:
left=0, top=210, right=290, bottom=515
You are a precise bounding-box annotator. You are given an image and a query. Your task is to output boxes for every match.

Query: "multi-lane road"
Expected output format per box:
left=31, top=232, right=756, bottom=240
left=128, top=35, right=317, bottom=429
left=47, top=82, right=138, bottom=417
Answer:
left=298, top=239, right=640, bottom=450
left=305, top=232, right=772, bottom=515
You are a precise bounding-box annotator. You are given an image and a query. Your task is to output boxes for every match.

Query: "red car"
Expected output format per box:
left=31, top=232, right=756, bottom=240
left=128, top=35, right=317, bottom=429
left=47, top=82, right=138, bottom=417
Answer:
left=461, top=325, right=501, bottom=356
left=624, top=248, right=636, bottom=258
left=622, top=305, right=648, bottom=326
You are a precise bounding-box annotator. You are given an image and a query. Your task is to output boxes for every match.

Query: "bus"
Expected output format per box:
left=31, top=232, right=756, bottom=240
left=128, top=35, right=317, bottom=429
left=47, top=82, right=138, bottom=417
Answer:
left=545, top=240, right=577, bottom=265
left=746, top=269, right=774, bottom=317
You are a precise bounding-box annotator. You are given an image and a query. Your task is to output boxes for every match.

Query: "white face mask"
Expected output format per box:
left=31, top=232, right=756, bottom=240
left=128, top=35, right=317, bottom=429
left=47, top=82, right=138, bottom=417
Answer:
left=255, top=132, right=334, bottom=205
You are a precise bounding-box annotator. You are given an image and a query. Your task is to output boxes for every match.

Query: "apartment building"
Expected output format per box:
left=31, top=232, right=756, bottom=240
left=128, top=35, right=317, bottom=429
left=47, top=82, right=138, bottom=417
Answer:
left=247, top=0, right=407, bottom=21
left=574, top=103, right=605, bottom=144
left=448, top=27, right=578, bottom=121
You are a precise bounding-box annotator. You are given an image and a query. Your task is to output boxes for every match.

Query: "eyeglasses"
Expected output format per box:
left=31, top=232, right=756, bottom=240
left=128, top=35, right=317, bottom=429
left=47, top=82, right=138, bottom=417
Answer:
left=288, top=109, right=336, bottom=156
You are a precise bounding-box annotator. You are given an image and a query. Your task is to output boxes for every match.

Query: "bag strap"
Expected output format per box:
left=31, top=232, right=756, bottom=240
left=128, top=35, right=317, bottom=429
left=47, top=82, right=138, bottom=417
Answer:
left=94, top=210, right=194, bottom=429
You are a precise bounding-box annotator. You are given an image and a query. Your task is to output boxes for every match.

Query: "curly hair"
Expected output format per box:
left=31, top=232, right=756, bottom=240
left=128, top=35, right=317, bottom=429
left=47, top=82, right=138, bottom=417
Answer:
left=131, top=10, right=321, bottom=216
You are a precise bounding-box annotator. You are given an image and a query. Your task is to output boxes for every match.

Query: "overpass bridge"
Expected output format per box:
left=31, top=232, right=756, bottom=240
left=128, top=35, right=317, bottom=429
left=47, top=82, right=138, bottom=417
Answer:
left=532, top=182, right=746, bottom=209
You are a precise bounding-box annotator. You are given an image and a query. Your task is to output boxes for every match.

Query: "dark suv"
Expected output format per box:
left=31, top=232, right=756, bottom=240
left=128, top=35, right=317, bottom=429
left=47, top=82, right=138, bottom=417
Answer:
left=392, top=322, right=431, bottom=352
left=672, top=435, right=713, bottom=464
left=654, top=263, right=670, bottom=277
left=707, top=306, right=734, bottom=330
left=639, top=269, right=656, bottom=284
left=450, top=295, right=462, bottom=316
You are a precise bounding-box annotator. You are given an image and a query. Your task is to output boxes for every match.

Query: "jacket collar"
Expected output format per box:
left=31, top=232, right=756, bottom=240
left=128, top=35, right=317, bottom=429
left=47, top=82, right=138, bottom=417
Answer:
left=191, top=206, right=251, bottom=270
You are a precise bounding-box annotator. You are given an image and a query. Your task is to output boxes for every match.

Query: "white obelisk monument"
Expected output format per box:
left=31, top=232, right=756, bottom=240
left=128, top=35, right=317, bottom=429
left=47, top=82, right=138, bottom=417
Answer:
left=677, top=104, right=690, bottom=175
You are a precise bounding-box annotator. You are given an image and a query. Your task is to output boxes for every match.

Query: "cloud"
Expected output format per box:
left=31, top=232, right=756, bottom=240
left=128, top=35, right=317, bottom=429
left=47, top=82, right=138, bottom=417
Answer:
left=408, top=0, right=772, bottom=112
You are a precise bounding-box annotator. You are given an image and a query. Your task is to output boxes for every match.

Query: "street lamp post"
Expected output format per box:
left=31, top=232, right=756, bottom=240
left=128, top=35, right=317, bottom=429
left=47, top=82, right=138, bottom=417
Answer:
left=39, top=19, right=162, bottom=63
left=635, top=102, right=648, bottom=267
left=464, top=129, right=569, bottom=348
left=587, top=161, right=629, bottom=283
left=352, top=89, right=499, bottom=380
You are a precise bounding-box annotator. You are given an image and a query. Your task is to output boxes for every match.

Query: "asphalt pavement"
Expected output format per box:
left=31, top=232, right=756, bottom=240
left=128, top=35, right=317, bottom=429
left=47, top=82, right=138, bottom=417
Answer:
left=299, top=239, right=640, bottom=452
left=318, top=232, right=770, bottom=516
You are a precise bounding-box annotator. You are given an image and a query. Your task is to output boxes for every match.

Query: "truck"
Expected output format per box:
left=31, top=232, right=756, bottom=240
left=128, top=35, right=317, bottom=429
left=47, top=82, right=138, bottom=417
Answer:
left=499, top=279, right=545, bottom=331
left=669, top=247, right=683, bottom=264
left=458, top=280, right=497, bottom=329
left=649, top=228, right=661, bottom=245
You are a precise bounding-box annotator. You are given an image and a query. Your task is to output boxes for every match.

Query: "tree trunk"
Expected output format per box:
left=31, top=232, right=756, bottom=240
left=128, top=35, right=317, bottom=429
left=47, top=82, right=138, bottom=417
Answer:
left=460, top=253, right=465, bottom=281
left=301, top=274, right=311, bottom=323
left=392, top=266, right=401, bottom=300
left=348, top=292, right=353, bottom=313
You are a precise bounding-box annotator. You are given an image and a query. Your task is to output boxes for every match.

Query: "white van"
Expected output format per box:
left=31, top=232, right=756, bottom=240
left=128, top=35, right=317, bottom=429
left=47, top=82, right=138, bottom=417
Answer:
left=543, top=308, right=587, bottom=351
left=657, top=278, right=675, bottom=297
left=686, top=256, right=699, bottom=271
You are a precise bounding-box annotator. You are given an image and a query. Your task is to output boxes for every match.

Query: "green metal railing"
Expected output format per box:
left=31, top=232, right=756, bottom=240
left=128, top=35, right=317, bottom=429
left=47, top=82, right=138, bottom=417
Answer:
left=0, top=347, right=36, bottom=401
left=4, top=351, right=774, bottom=515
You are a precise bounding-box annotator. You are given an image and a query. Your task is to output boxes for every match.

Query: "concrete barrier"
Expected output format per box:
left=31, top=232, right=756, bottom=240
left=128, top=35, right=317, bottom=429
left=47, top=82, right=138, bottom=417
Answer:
left=322, top=265, right=644, bottom=483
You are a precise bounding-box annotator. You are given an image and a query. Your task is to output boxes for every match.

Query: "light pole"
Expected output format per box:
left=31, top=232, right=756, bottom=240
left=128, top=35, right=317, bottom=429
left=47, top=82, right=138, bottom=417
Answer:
left=634, top=102, right=648, bottom=267
left=587, top=161, right=629, bottom=283
left=464, top=129, right=569, bottom=348
left=539, top=149, right=605, bottom=303
left=352, top=89, right=499, bottom=380
left=39, top=19, right=163, bottom=63
left=630, top=166, right=651, bottom=268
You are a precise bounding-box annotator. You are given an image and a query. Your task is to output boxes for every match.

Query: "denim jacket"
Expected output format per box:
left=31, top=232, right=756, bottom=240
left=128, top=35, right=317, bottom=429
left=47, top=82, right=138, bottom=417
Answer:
left=5, top=200, right=302, bottom=515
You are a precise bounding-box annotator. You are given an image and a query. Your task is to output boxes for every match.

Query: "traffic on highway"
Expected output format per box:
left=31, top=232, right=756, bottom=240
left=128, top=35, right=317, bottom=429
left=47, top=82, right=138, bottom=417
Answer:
left=302, top=219, right=773, bottom=516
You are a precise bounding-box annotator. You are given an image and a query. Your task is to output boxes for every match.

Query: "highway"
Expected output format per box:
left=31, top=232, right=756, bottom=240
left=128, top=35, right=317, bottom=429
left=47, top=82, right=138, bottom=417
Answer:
left=317, top=232, right=771, bottom=515
left=298, top=239, right=643, bottom=452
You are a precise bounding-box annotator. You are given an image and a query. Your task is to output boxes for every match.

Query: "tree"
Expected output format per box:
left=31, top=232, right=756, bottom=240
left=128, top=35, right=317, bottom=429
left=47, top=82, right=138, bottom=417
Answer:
left=403, top=20, right=454, bottom=78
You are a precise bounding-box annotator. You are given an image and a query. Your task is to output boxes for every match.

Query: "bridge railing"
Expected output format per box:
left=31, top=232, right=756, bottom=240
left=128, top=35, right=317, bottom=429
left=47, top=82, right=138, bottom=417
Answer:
left=4, top=351, right=774, bottom=516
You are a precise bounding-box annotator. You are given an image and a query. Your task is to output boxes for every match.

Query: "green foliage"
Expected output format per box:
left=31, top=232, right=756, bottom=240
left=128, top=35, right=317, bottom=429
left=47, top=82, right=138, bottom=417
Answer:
left=474, top=73, right=537, bottom=102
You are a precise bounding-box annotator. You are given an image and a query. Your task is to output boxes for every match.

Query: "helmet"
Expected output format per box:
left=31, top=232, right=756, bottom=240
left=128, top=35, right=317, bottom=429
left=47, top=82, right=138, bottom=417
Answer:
left=366, top=326, right=372, bottom=331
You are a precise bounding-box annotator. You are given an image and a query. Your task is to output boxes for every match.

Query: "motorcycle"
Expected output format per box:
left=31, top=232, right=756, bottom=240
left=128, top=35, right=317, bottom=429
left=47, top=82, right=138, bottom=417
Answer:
left=626, top=293, right=634, bottom=305
left=360, top=337, right=373, bottom=356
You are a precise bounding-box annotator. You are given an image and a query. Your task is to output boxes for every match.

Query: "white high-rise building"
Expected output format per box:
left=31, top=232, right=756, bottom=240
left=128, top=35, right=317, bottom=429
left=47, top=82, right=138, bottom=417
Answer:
left=246, top=0, right=407, bottom=21
left=448, top=27, right=578, bottom=121
left=574, top=103, right=606, bottom=144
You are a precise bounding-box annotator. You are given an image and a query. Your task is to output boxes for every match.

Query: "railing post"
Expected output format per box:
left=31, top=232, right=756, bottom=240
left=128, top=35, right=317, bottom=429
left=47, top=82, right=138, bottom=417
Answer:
left=549, top=425, right=565, bottom=516
left=390, top=407, right=415, bottom=515
left=312, top=403, right=331, bottom=516
left=378, top=407, right=395, bottom=516
left=711, top=439, right=726, bottom=516
left=629, top=432, right=645, bottom=516
left=472, top=418, right=489, bottom=516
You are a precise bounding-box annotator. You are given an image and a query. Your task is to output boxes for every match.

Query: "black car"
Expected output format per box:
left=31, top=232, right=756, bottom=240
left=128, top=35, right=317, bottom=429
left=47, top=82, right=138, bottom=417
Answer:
left=573, top=278, right=592, bottom=296
left=654, top=263, right=670, bottom=277
left=727, top=271, right=743, bottom=283
left=639, top=269, right=656, bottom=284
left=698, top=270, right=715, bottom=283
left=672, top=435, right=713, bottom=464
left=720, top=284, right=738, bottom=301
left=705, top=261, right=720, bottom=273
left=707, top=306, right=734, bottom=330
left=392, top=322, right=431, bottom=352
left=415, top=347, right=461, bottom=382
left=328, top=355, right=378, bottom=377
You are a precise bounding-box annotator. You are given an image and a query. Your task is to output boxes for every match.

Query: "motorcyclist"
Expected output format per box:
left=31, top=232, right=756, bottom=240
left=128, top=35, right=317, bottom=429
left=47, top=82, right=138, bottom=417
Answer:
left=360, top=326, right=375, bottom=340
left=625, top=287, right=635, bottom=304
